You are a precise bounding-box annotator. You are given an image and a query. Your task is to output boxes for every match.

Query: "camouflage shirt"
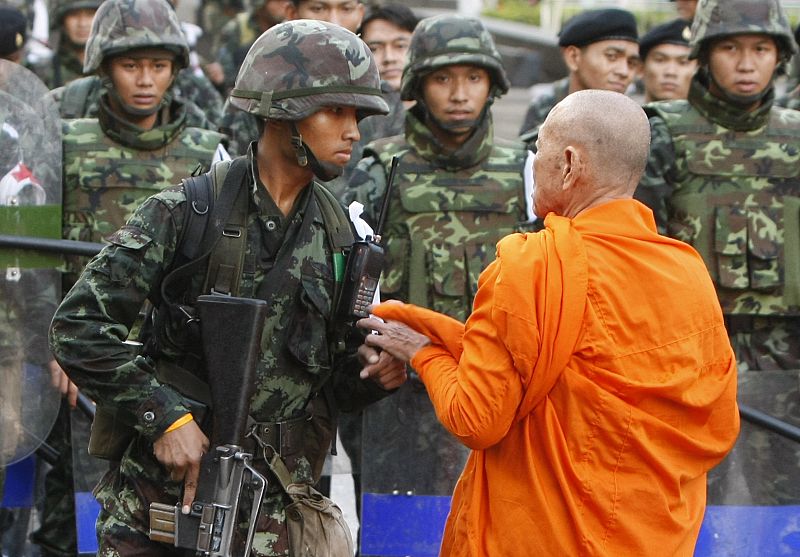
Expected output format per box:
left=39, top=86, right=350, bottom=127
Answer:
left=62, top=96, right=223, bottom=245
left=775, top=84, right=800, bottom=110
left=345, top=108, right=531, bottom=321
left=636, top=72, right=800, bottom=317
left=218, top=100, right=259, bottom=157
left=213, top=11, right=262, bottom=94
left=49, top=148, right=389, bottom=555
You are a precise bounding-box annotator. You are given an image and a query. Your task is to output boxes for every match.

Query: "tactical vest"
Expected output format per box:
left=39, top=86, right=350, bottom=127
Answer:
left=62, top=118, right=222, bottom=244
left=647, top=102, right=800, bottom=316
left=366, top=137, right=528, bottom=322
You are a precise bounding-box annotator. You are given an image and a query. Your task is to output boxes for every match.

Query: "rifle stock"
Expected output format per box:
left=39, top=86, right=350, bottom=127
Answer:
left=149, top=295, right=268, bottom=556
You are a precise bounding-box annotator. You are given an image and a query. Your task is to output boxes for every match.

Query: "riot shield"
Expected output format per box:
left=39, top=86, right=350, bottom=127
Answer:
left=360, top=377, right=468, bottom=557
left=697, top=369, right=800, bottom=556
left=0, top=60, right=62, bottom=471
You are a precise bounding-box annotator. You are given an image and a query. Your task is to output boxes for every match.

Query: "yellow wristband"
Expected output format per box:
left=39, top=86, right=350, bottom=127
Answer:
left=164, top=413, right=194, bottom=433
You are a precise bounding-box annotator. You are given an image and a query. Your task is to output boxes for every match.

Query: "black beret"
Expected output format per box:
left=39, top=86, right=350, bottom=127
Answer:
left=0, top=6, right=27, bottom=57
left=558, top=8, right=638, bottom=48
left=639, top=18, right=692, bottom=60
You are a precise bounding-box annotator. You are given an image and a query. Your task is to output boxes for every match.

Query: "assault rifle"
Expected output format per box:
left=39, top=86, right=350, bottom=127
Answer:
left=149, top=295, right=268, bottom=556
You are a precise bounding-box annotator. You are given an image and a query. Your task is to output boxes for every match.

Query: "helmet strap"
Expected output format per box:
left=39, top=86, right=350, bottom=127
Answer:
left=101, top=74, right=172, bottom=119
left=289, top=122, right=342, bottom=181
left=704, top=67, right=773, bottom=108
left=417, top=93, right=495, bottom=136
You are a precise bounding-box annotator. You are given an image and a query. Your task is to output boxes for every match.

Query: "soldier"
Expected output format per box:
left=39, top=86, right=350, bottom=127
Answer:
left=48, top=0, right=224, bottom=127
left=343, top=14, right=534, bottom=554
left=639, top=18, right=696, bottom=103
left=31, top=1, right=228, bottom=554
left=776, top=23, right=799, bottom=110
left=59, top=0, right=226, bottom=258
left=218, top=0, right=365, bottom=156
left=205, top=0, right=291, bottom=94
left=30, top=0, right=100, bottom=88
left=287, top=0, right=364, bottom=31
left=635, top=0, right=800, bottom=506
left=49, top=19, right=405, bottom=556
left=518, top=8, right=640, bottom=139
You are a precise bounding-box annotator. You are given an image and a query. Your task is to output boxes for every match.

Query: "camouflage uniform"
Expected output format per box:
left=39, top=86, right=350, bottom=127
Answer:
left=518, top=76, right=569, bottom=138
left=49, top=20, right=390, bottom=557
left=343, top=13, right=532, bottom=515
left=32, top=3, right=224, bottom=555
left=213, top=11, right=262, bottom=94
left=217, top=98, right=259, bottom=156
left=44, top=0, right=224, bottom=127
left=635, top=0, right=800, bottom=505
left=29, top=0, right=102, bottom=89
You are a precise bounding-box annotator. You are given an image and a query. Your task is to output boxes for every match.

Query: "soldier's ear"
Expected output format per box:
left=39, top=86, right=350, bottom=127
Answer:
left=562, top=45, right=581, bottom=72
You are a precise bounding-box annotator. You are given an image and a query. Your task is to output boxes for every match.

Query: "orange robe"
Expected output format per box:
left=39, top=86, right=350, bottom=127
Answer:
left=372, top=199, right=739, bottom=557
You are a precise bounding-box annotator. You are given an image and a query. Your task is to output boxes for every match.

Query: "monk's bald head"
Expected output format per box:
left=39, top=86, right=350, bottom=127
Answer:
left=541, top=90, right=650, bottom=195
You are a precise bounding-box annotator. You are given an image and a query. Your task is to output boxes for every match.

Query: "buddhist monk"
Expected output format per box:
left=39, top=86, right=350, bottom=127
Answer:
left=356, top=89, right=740, bottom=556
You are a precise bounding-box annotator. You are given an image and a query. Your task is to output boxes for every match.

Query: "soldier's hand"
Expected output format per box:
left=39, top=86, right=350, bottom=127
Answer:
left=357, top=344, right=407, bottom=390
left=153, top=420, right=210, bottom=513
left=48, top=360, right=79, bottom=408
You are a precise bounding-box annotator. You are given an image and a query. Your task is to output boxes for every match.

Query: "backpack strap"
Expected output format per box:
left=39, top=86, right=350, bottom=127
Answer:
left=60, top=77, right=96, bottom=119
left=312, top=182, right=354, bottom=287
left=202, top=160, right=251, bottom=295
left=159, top=157, right=248, bottom=306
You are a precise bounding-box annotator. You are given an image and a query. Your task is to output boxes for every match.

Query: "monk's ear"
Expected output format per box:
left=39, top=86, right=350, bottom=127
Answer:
left=561, top=145, right=583, bottom=192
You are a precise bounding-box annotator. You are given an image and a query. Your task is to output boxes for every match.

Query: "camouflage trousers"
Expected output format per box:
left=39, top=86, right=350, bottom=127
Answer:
left=707, top=316, right=800, bottom=505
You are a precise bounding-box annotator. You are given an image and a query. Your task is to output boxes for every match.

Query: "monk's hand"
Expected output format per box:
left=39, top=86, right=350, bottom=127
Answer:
left=48, top=360, right=79, bottom=408
left=153, top=420, right=209, bottom=513
left=357, top=344, right=407, bottom=390
left=357, top=316, right=431, bottom=364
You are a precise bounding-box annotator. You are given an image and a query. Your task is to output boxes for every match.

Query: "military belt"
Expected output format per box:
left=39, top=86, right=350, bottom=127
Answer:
left=246, top=412, right=312, bottom=460
left=723, top=314, right=794, bottom=333
left=724, top=314, right=756, bottom=332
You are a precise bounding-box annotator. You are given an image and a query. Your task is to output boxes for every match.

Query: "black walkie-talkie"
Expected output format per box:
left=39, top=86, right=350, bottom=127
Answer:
left=335, top=156, right=399, bottom=321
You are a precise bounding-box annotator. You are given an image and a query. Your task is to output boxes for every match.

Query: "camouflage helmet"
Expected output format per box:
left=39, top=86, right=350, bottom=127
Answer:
left=82, top=0, right=190, bottom=74
left=229, top=19, right=389, bottom=121
left=689, top=0, right=798, bottom=61
left=400, top=14, right=510, bottom=102
left=48, top=0, right=103, bottom=30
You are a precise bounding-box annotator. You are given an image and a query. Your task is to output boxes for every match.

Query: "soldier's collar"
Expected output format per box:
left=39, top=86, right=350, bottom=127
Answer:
left=690, top=71, right=774, bottom=132
left=98, top=95, right=187, bottom=149
left=404, top=107, right=493, bottom=171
